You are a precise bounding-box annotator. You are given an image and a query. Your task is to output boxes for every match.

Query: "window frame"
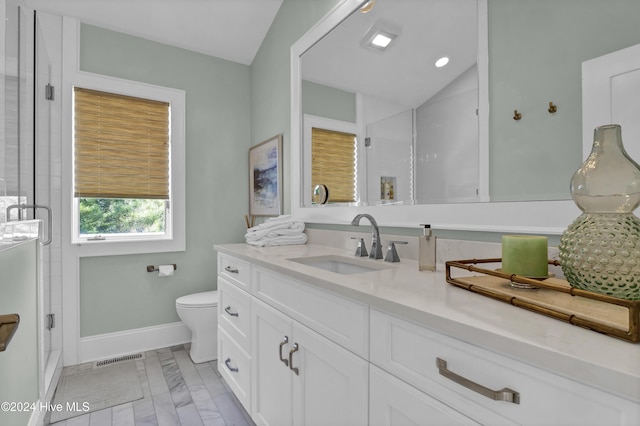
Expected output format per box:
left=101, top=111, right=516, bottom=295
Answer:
left=303, top=114, right=362, bottom=206
left=66, top=71, right=186, bottom=255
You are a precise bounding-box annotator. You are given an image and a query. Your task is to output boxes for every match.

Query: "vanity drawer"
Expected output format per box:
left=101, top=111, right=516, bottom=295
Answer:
left=253, top=266, right=369, bottom=358
left=370, top=365, right=481, bottom=426
left=218, top=253, right=251, bottom=292
left=370, top=309, right=639, bottom=426
left=218, top=277, right=251, bottom=351
left=218, top=326, right=251, bottom=412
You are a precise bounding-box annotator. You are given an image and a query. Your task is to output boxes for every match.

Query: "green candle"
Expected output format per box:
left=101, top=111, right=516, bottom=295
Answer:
left=502, top=235, right=548, bottom=277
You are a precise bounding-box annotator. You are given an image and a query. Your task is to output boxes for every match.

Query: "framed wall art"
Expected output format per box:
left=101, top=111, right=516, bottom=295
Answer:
left=249, top=134, right=283, bottom=216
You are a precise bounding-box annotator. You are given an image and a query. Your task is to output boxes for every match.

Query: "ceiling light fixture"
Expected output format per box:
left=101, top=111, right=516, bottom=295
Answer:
left=361, top=21, right=400, bottom=52
left=435, top=57, right=450, bottom=68
left=371, top=32, right=394, bottom=49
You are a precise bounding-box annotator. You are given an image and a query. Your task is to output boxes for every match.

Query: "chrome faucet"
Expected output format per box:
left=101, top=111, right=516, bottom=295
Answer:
left=350, top=214, right=383, bottom=259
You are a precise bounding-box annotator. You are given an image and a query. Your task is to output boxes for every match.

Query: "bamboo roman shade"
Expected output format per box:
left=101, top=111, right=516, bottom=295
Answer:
left=311, top=127, right=356, bottom=203
left=74, top=87, right=170, bottom=199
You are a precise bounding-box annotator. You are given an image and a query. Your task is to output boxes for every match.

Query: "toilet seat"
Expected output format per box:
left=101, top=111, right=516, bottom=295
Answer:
left=176, top=290, right=218, bottom=308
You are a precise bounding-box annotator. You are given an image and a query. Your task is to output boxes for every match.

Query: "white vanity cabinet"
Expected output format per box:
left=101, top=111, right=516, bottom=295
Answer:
left=252, top=297, right=369, bottom=426
left=370, top=308, right=640, bottom=426
left=217, top=252, right=369, bottom=426
left=216, top=246, right=640, bottom=426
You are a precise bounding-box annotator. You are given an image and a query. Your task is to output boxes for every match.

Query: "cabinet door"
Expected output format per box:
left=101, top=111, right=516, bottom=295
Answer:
left=251, top=298, right=293, bottom=426
left=291, top=322, right=369, bottom=426
left=370, top=366, right=481, bottom=426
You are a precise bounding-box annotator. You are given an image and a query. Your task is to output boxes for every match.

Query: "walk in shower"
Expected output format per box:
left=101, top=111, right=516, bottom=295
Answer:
left=2, top=0, right=63, bottom=410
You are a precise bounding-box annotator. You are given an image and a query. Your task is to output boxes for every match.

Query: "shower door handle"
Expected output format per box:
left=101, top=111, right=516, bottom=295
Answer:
left=6, top=203, right=52, bottom=245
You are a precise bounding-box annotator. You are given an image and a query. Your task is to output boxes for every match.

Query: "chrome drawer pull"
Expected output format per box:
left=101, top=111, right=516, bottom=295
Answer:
left=224, top=306, right=239, bottom=317
left=224, top=358, right=239, bottom=373
left=289, top=343, right=300, bottom=376
left=436, top=358, right=520, bottom=404
left=279, top=336, right=289, bottom=366
left=224, top=266, right=239, bottom=274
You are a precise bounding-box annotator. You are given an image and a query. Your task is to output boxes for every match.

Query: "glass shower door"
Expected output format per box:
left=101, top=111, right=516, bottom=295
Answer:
left=3, top=0, right=62, bottom=403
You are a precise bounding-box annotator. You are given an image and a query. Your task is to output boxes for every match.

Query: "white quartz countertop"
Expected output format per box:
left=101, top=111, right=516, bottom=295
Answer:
left=214, top=242, right=640, bottom=403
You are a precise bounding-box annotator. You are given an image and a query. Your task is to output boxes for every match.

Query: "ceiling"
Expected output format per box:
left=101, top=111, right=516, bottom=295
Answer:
left=301, top=0, right=478, bottom=108
left=22, top=0, right=284, bottom=65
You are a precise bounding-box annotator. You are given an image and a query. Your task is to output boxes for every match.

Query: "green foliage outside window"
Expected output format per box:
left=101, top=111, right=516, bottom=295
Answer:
left=79, top=198, right=165, bottom=234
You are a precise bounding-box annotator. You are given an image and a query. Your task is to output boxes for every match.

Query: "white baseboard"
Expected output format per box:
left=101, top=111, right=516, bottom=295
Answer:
left=78, top=322, right=191, bottom=364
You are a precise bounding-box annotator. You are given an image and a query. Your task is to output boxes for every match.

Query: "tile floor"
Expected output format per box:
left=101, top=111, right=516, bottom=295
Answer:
left=47, top=345, right=254, bottom=426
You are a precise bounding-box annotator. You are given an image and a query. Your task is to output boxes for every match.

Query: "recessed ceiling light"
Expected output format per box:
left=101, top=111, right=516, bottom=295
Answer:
left=435, top=57, right=450, bottom=67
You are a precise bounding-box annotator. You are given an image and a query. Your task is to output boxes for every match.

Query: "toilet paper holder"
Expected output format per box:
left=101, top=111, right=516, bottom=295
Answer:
left=146, top=264, right=177, bottom=273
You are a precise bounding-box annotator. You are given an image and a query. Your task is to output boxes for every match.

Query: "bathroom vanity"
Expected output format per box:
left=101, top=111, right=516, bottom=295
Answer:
left=215, top=242, right=640, bottom=426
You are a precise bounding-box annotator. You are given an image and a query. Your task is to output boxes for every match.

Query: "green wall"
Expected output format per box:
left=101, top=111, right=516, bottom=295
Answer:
left=77, top=0, right=340, bottom=337
left=79, top=25, right=250, bottom=336
left=302, top=80, right=356, bottom=123
left=250, top=0, right=342, bottom=215
left=489, top=0, right=640, bottom=201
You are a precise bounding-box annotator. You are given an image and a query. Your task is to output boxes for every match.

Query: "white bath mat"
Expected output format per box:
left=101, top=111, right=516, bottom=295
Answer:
left=49, top=360, right=143, bottom=423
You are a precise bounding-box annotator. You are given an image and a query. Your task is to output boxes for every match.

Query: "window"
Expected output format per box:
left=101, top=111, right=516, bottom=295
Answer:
left=311, top=127, right=358, bottom=203
left=73, top=87, right=169, bottom=240
left=69, top=74, right=185, bottom=253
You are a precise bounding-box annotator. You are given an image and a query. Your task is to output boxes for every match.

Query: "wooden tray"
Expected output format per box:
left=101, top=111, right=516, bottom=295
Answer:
left=0, top=314, right=20, bottom=352
left=445, top=258, right=640, bottom=343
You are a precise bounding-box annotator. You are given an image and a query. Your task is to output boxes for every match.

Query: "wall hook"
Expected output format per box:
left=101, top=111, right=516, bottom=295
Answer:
left=513, top=110, right=522, bottom=121
left=548, top=101, right=557, bottom=113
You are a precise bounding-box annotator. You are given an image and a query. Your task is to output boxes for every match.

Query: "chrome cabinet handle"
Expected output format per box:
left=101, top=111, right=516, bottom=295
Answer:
left=279, top=336, right=289, bottom=366
left=436, top=358, right=520, bottom=404
left=289, top=343, right=299, bottom=376
left=224, top=358, right=239, bottom=373
left=224, top=266, right=239, bottom=274
left=224, top=306, right=239, bottom=317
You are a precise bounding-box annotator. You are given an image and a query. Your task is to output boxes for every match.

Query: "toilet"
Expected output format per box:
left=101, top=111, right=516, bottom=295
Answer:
left=175, top=290, right=218, bottom=363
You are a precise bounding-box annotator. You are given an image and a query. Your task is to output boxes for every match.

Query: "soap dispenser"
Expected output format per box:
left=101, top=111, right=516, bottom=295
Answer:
left=419, top=224, right=436, bottom=271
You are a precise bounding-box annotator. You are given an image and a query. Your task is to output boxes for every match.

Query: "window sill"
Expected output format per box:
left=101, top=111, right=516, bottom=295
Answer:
left=71, top=236, right=185, bottom=257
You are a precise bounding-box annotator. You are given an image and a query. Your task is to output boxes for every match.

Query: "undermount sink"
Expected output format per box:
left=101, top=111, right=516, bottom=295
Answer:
left=288, top=255, right=391, bottom=275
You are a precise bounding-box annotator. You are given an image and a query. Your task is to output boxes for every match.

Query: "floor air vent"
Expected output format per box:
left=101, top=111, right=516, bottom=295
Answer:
left=93, top=352, right=145, bottom=368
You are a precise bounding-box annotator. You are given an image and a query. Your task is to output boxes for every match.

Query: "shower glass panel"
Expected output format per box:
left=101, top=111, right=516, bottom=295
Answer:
left=3, top=0, right=62, bottom=401
left=365, top=109, right=414, bottom=204
left=35, top=8, right=58, bottom=393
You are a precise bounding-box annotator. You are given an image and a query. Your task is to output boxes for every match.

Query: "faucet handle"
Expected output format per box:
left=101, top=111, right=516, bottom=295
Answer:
left=350, top=237, right=369, bottom=257
left=385, top=240, right=408, bottom=263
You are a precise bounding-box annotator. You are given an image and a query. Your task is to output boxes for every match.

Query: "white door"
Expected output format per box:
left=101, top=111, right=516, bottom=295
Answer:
left=582, top=43, right=640, bottom=162
left=291, top=321, right=369, bottom=426
left=251, top=299, right=293, bottom=426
